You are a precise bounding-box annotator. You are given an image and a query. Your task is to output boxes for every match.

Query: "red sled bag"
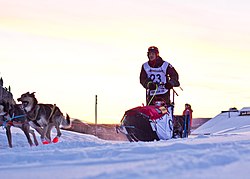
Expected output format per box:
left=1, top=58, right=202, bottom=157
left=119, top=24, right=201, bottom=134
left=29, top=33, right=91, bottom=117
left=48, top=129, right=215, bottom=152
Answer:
left=117, top=105, right=173, bottom=142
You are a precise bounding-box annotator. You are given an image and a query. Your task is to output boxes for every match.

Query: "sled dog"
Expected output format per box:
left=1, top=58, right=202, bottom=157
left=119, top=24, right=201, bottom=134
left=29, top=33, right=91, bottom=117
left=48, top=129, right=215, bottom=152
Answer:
left=17, top=92, right=71, bottom=144
left=0, top=101, right=39, bottom=148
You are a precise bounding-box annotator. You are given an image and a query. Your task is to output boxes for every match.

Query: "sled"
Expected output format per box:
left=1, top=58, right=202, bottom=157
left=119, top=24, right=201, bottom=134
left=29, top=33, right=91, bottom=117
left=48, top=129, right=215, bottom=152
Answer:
left=116, top=104, right=176, bottom=142
left=116, top=87, right=185, bottom=142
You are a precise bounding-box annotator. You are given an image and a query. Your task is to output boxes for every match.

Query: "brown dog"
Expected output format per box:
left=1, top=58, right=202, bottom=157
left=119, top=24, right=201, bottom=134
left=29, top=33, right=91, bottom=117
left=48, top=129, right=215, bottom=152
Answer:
left=17, top=92, right=71, bottom=144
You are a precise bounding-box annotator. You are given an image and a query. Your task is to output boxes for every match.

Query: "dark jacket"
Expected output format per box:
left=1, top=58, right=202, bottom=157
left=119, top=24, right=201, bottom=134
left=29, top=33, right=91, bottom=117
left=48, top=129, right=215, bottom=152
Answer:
left=140, top=56, right=180, bottom=105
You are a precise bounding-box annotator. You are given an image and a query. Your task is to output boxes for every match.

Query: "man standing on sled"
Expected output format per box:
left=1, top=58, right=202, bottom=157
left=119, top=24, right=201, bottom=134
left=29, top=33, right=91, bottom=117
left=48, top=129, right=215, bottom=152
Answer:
left=117, top=46, right=180, bottom=141
left=140, top=46, right=180, bottom=105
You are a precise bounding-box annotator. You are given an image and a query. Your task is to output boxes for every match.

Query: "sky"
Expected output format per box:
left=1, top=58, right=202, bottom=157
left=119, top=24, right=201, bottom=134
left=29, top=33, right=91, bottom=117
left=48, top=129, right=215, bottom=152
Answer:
left=1, top=0, right=250, bottom=124
left=1, top=115, right=250, bottom=178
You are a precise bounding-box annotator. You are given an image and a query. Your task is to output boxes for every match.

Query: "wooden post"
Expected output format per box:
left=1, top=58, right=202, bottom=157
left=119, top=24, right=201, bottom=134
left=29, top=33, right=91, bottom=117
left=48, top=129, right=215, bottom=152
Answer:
left=95, top=95, right=97, bottom=136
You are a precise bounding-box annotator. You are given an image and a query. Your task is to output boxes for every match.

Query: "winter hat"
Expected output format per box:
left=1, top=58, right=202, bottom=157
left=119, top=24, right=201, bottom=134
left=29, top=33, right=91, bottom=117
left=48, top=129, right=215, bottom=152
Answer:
left=147, top=46, right=159, bottom=56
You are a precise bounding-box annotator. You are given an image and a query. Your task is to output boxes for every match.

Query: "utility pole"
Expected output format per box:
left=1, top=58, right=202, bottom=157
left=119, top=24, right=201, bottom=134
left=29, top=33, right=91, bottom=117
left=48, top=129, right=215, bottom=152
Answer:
left=95, top=95, right=97, bottom=136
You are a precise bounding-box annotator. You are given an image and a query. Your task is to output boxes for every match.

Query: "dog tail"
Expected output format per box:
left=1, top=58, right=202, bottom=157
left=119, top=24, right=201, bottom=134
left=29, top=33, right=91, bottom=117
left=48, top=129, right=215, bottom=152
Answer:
left=62, top=113, right=71, bottom=128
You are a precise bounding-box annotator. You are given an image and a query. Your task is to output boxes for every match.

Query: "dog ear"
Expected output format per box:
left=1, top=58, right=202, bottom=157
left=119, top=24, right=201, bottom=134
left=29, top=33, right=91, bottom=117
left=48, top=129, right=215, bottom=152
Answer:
left=31, top=92, right=36, bottom=96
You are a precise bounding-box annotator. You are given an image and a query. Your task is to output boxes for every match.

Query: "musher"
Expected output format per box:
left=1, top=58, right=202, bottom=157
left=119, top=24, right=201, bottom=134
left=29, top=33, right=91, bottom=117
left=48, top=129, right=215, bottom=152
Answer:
left=139, top=46, right=180, bottom=105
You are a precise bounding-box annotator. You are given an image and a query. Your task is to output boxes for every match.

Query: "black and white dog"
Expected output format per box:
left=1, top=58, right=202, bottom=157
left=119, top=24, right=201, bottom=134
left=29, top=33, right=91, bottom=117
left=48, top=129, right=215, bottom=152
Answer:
left=17, top=92, right=71, bottom=144
left=0, top=101, right=39, bottom=148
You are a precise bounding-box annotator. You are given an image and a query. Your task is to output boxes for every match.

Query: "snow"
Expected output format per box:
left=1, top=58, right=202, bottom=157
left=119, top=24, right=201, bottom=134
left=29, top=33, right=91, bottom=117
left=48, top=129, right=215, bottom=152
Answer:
left=193, top=107, right=250, bottom=135
left=1, top=116, right=250, bottom=178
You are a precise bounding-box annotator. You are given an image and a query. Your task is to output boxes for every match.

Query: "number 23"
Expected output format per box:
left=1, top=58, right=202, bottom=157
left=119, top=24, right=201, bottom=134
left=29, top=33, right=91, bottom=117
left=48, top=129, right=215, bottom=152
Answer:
left=150, top=74, right=161, bottom=83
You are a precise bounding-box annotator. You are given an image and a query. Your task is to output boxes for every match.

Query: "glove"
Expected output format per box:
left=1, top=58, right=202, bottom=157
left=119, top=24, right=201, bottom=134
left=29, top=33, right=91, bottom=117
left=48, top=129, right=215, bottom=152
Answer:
left=165, top=83, right=173, bottom=89
left=147, top=82, right=157, bottom=90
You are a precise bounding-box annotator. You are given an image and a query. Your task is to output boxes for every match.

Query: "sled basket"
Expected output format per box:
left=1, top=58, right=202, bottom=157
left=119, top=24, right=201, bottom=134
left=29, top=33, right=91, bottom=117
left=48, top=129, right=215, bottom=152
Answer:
left=117, top=106, right=169, bottom=142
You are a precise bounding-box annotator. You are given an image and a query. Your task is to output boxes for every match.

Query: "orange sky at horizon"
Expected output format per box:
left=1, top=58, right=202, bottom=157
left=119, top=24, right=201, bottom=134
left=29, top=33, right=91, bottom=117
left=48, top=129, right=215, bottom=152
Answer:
left=1, top=0, right=250, bottom=123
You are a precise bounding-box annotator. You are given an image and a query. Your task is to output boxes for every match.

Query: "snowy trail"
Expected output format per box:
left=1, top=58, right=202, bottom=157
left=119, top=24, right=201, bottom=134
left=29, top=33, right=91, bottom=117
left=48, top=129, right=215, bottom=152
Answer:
left=1, top=129, right=250, bottom=179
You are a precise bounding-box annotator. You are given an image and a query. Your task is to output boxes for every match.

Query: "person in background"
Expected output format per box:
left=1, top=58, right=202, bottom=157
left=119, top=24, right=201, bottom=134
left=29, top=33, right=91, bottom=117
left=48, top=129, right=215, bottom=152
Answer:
left=183, top=103, right=193, bottom=135
left=139, top=46, right=180, bottom=105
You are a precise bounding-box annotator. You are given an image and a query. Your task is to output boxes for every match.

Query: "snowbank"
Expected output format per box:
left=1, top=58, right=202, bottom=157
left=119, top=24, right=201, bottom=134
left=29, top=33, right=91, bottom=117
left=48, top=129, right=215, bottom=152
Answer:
left=1, top=126, right=250, bottom=178
left=192, top=107, right=250, bottom=135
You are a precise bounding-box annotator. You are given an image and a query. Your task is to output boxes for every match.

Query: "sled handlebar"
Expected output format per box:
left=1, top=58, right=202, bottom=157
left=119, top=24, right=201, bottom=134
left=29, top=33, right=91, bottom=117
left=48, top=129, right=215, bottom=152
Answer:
left=147, top=82, right=183, bottom=91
